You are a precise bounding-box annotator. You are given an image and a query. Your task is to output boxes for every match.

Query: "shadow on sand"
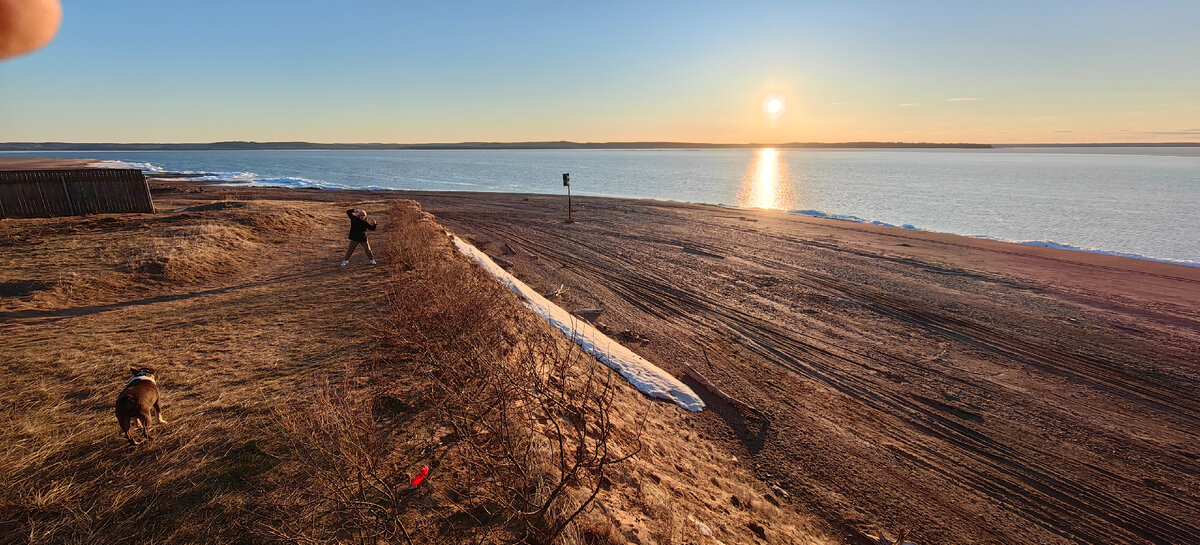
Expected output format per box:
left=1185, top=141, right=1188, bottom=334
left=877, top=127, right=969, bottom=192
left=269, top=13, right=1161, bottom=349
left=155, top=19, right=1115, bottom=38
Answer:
left=680, top=375, right=770, bottom=454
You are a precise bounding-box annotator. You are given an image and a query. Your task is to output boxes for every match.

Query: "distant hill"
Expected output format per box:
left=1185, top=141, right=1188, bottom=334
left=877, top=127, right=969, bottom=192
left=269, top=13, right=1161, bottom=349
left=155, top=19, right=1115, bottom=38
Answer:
left=993, top=142, right=1200, bottom=148
left=5, top=141, right=1198, bottom=151
left=0, top=141, right=996, bottom=151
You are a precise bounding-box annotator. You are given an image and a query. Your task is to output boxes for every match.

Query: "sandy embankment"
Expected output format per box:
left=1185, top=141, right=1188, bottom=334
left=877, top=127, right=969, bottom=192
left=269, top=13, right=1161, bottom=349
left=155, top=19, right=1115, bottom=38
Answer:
left=408, top=191, right=1200, bottom=545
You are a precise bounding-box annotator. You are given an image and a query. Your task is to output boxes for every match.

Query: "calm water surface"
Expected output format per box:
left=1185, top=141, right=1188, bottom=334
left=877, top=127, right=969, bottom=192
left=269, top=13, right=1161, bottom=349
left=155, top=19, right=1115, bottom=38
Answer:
left=4, top=148, right=1197, bottom=264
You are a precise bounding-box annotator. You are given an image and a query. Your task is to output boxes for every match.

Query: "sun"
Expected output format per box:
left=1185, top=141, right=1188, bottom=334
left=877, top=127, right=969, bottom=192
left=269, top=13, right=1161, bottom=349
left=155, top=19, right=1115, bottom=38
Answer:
left=763, top=94, right=786, bottom=120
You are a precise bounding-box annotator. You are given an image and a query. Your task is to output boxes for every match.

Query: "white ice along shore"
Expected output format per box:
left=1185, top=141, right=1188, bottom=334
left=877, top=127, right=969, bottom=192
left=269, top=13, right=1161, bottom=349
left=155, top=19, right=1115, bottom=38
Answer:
left=451, top=235, right=705, bottom=412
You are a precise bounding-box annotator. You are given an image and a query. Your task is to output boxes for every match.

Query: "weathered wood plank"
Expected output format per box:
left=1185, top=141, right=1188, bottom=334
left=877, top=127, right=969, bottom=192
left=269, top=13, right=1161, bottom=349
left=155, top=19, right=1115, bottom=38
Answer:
left=0, top=169, right=154, bottom=218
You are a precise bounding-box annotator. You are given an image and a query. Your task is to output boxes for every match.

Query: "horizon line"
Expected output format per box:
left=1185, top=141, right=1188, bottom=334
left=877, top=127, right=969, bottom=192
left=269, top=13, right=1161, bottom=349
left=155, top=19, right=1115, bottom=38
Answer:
left=3, top=140, right=1199, bottom=151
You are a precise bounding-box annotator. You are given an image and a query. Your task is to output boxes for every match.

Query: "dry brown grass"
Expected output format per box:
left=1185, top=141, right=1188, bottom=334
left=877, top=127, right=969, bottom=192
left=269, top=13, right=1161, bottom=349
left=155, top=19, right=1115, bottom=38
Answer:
left=0, top=198, right=373, bottom=543
left=0, top=200, right=316, bottom=310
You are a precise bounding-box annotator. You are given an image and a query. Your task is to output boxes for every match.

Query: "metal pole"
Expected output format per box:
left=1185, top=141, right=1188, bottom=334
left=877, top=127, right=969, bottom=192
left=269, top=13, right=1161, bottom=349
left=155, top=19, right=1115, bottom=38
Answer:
left=563, top=172, right=573, bottom=223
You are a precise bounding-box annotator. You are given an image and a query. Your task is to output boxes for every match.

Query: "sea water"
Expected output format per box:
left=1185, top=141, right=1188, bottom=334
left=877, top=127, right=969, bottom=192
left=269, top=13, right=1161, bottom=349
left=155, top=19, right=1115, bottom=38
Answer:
left=2, top=148, right=1196, bottom=265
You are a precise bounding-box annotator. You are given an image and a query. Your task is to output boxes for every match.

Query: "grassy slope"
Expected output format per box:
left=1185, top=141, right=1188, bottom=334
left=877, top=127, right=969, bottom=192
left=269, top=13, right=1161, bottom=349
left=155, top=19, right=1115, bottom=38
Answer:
left=1, top=196, right=392, bottom=542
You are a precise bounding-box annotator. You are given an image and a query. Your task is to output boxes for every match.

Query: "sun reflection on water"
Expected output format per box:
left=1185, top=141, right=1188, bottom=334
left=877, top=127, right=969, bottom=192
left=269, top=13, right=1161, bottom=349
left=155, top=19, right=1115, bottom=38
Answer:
left=737, top=148, right=795, bottom=210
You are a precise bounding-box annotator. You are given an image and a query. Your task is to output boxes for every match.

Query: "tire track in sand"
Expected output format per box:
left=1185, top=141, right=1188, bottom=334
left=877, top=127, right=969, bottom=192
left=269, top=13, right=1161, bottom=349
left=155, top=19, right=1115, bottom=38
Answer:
left=427, top=199, right=1200, bottom=545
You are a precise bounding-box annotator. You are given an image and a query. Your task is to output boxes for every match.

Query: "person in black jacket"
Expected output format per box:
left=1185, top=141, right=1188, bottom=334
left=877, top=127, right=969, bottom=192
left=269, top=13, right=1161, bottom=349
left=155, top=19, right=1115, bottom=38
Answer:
left=341, top=209, right=377, bottom=266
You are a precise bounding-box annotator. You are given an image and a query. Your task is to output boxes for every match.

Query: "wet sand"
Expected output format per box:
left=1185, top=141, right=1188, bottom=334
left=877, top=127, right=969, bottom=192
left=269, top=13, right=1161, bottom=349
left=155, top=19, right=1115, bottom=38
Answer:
left=407, top=191, right=1200, bottom=545
left=0, top=157, right=97, bottom=170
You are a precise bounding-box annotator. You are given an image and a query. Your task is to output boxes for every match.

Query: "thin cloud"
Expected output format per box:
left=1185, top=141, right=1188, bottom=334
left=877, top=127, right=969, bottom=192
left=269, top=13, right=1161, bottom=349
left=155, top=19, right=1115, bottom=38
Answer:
left=947, top=97, right=984, bottom=102
left=897, top=103, right=919, bottom=107
left=1134, top=129, right=1200, bottom=136
left=830, top=102, right=846, bottom=105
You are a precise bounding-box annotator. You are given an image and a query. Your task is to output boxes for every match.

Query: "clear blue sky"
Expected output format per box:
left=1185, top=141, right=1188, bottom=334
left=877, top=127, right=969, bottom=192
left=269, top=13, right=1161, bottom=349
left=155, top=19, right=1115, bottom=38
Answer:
left=1, top=0, right=1198, bottom=143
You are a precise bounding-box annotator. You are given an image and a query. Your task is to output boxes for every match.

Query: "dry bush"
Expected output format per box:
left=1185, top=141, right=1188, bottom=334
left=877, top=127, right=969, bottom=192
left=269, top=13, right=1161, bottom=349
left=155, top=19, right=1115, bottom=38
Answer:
left=268, top=201, right=645, bottom=544
left=261, top=374, right=431, bottom=544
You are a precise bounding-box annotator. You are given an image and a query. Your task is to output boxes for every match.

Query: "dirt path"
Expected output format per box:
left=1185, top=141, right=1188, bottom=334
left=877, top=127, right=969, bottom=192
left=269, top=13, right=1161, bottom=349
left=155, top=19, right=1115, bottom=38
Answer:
left=409, top=191, right=1200, bottom=545
left=1, top=195, right=395, bottom=541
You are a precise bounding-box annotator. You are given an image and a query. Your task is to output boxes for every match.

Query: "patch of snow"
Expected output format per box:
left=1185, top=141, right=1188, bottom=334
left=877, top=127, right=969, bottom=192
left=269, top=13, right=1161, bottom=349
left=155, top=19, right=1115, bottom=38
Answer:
left=964, top=236, right=1200, bottom=267
left=1016, top=239, right=1199, bottom=267
left=687, top=515, right=713, bottom=537
left=452, top=235, right=705, bottom=412
left=788, top=208, right=918, bottom=230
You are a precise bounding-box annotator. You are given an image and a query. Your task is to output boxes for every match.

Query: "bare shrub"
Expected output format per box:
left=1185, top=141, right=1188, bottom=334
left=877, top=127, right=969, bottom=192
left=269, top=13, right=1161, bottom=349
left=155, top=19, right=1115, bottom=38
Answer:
left=428, top=330, right=644, bottom=543
left=269, top=201, right=645, bottom=544
left=262, top=375, right=427, bottom=544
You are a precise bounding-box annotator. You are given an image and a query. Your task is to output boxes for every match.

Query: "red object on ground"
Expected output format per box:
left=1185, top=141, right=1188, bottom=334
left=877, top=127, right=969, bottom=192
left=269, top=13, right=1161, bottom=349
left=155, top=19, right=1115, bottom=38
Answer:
left=411, top=465, right=429, bottom=487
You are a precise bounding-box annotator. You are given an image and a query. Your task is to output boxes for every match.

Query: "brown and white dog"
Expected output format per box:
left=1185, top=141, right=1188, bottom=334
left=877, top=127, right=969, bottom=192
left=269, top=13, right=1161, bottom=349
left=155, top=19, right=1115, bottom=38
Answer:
left=115, top=367, right=167, bottom=445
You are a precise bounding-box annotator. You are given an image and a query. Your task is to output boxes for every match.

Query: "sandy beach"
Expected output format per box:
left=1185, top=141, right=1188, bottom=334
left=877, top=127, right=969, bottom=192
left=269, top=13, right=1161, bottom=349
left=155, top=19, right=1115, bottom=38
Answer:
left=3, top=160, right=1197, bottom=544
left=407, top=191, right=1200, bottom=545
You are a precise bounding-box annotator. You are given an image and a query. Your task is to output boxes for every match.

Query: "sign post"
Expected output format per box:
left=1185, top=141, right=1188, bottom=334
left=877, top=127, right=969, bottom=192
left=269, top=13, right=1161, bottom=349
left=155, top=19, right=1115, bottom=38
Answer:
left=562, top=173, right=573, bottom=223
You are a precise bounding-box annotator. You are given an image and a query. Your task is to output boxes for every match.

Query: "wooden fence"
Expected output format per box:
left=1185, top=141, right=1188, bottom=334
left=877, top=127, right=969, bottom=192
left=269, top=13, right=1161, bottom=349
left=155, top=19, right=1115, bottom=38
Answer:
left=0, top=169, right=154, bottom=219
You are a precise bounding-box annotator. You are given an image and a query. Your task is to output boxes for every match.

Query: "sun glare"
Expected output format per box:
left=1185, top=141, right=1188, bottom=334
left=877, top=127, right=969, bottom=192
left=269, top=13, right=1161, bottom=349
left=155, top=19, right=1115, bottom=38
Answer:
left=737, top=148, right=796, bottom=210
left=763, top=95, right=786, bottom=120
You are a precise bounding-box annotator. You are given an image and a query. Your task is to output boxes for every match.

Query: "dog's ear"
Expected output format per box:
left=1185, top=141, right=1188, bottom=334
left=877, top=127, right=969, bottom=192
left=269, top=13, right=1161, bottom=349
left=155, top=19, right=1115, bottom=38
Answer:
left=129, top=367, right=140, bottom=376
left=143, top=367, right=156, bottom=375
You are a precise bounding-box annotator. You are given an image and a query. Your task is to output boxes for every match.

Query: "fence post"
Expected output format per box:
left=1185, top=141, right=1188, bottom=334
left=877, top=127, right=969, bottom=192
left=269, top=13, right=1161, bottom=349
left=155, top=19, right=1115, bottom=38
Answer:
left=59, top=174, right=77, bottom=216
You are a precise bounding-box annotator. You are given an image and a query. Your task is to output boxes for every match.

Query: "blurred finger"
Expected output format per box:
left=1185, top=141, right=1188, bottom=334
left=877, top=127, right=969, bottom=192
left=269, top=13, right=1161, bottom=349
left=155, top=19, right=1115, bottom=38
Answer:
left=0, top=0, right=62, bottom=60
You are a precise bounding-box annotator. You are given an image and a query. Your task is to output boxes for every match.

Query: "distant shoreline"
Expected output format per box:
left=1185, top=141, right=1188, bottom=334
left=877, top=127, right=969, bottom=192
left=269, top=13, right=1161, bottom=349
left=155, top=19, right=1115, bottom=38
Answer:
left=2, top=141, right=991, bottom=151
left=2, top=141, right=1199, bottom=151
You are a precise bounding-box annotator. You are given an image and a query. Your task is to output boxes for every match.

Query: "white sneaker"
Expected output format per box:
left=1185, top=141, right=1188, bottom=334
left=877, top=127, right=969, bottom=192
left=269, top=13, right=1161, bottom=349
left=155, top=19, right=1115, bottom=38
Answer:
left=340, top=260, right=348, bottom=267
left=369, top=260, right=377, bottom=265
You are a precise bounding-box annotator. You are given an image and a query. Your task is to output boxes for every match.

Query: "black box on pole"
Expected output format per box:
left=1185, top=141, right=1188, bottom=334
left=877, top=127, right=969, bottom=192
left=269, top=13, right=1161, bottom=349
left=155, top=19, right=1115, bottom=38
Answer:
left=562, top=173, right=573, bottom=223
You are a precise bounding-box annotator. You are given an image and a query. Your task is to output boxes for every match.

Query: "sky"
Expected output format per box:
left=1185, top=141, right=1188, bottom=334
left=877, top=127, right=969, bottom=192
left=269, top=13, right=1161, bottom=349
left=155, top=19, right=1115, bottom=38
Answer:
left=1, top=0, right=1198, bottom=144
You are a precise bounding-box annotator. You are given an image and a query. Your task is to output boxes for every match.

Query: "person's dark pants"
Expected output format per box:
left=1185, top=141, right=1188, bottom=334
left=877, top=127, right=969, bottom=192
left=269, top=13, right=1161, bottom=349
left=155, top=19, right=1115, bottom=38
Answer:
left=343, top=239, right=373, bottom=261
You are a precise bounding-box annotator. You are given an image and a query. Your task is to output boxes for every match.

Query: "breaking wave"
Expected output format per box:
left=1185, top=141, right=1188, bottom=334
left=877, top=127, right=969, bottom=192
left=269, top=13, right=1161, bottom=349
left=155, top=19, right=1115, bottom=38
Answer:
left=88, top=160, right=165, bottom=172
left=87, top=160, right=389, bottom=190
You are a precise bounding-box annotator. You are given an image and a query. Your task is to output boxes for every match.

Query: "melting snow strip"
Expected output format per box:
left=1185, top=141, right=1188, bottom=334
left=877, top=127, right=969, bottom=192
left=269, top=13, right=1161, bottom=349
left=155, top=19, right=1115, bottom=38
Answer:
left=452, top=235, right=704, bottom=412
